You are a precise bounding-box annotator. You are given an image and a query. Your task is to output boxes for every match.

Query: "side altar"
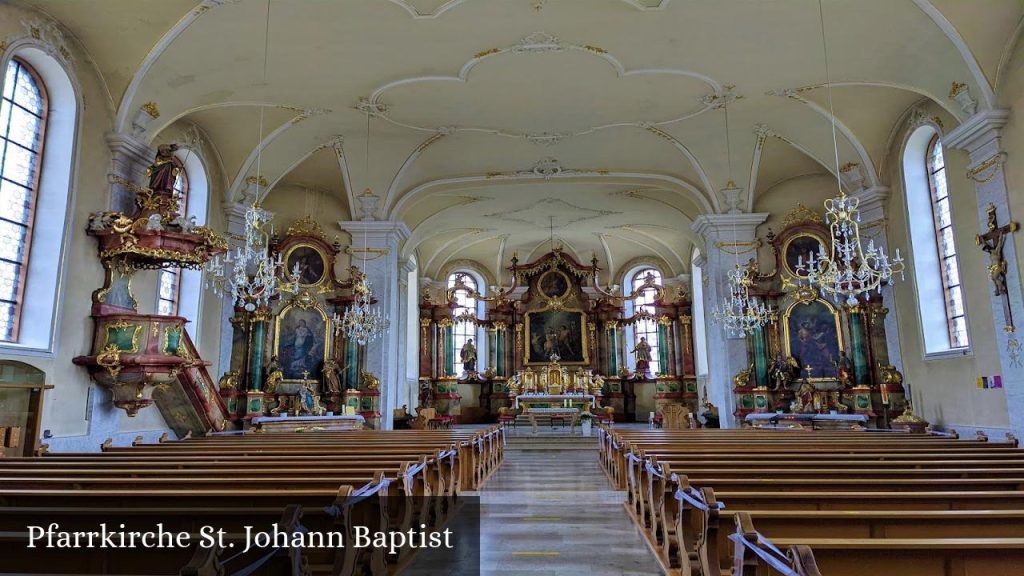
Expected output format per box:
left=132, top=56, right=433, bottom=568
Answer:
left=730, top=205, right=913, bottom=428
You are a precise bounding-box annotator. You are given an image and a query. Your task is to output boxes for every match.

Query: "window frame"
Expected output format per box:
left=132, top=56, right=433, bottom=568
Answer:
left=925, top=135, right=968, bottom=350
left=0, top=57, right=48, bottom=342
left=628, top=267, right=663, bottom=375
left=447, top=271, right=484, bottom=375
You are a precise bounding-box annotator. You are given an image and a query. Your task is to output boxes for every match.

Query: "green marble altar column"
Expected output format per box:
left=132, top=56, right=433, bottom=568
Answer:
left=848, top=308, right=869, bottom=385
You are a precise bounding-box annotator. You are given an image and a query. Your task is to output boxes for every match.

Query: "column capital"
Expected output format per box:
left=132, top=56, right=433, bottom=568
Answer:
left=691, top=212, right=769, bottom=241
left=944, top=109, right=1009, bottom=154
left=338, top=220, right=411, bottom=245
left=105, top=131, right=152, bottom=161
left=852, top=186, right=890, bottom=223
left=398, top=258, right=418, bottom=276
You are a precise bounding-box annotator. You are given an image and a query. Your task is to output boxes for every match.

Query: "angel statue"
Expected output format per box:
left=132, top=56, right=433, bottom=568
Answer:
left=217, top=370, right=239, bottom=391
left=264, top=355, right=283, bottom=394
left=360, top=370, right=381, bottom=391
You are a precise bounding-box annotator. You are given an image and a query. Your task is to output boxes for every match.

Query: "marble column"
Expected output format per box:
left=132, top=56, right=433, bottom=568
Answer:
left=692, top=212, right=769, bottom=426
left=397, top=258, right=417, bottom=411
left=945, top=110, right=1024, bottom=438
left=337, top=219, right=410, bottom=430
left=105, top=132, right=153, bottom=213
left=215, top=202, right=252, bottom=381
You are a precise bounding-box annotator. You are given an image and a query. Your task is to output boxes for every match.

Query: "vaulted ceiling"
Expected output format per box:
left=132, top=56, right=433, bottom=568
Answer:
left=19, top=0, right=1024, bottom=281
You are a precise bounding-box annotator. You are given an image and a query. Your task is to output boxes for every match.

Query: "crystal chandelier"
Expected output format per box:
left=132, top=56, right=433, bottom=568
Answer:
left=712, top=264, right=774, bottom=335
left=331, top=107, right=389, bottom=346
left=204, top=1, right=294, bottom=312
left=709, top=87, right=775, bottom=335
left=798, top=0, right=905, bottom=306
left=205, top=198, right=295, bottom=312
left=332, top=267, right=389, bottom=346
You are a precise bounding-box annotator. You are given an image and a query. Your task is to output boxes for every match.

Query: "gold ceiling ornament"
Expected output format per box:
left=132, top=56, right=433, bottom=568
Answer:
left=781, top=203, right=824, bottom=228
left=839, top=162, right=859, bottom=173
left=949, top=81, right=968, bottom=98
left=141, top=102, right=160, bottom=119
left=245, top=175, right=269, bottom=187
left=285, top=215, right=327, bottom=239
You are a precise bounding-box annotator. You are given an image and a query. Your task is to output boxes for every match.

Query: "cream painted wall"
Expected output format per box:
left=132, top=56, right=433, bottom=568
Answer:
left=998, top=33, right=1024, bottom=305
left=883, top=102, right=1008, bottom=432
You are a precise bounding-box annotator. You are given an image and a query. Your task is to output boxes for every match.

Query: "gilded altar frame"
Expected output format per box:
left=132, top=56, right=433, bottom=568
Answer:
left=781, top=292, right=843, bottom=382
left=273, top=298, right=331, bottom=383
left=780, top=230, right=828, bottom=278
left=282, top=242, right=330, bottom=288
left=522, top=307, right=590, bottom=366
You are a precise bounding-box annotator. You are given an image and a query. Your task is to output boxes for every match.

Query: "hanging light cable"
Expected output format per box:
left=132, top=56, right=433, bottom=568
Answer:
left=711, top=92, right=774, bottom=335
left=796, top=0, right=904, bottom=306
left=204, top=0, right=295, bottom=311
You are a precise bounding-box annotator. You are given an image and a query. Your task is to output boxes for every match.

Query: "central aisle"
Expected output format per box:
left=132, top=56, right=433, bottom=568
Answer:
left=477, top=438, right=662, bottom=575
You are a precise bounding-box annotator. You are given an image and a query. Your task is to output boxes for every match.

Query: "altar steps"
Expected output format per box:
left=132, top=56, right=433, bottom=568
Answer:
left=505, top=431, right=599, bottom=450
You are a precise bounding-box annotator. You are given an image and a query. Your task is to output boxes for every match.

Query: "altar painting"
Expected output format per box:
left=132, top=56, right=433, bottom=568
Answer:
left=783, top=298, right=842, bottom=381
left=782, top=232, right=827, bottom=278
left=524, top=309, right=589, bottom=365
left=275, top=304, right=329, bottom=381
left=284, top=244, right=328, bottom=287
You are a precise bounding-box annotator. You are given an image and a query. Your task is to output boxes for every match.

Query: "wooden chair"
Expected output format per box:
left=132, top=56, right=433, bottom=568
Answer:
left=497, top=406, right=517, bottom=430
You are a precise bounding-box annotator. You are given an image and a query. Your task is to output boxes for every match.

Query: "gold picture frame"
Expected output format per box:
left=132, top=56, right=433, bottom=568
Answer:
left=782, top=297, right=843, bottom=382
left=781, top=231, right=828, bottom=278
left=522, top=308, right=590, bottom=366
left=273, top=301, right=331, bottom=382
left=537, top=268, right=572, bottom=301
left=283, top=243, right=329, bottom=287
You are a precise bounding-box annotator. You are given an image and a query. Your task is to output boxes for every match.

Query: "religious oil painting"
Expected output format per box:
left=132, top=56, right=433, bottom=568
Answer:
left=538, top=269, right=570, bottom=299
left=275, top=305, right=329, bottom=381
left=782, top=232, right=826, bottom=278
left=285, top=244, right=327, bottom=286
left=783, top=299, right=842, bottom=381
left=524, top=309, right=589, bottom=365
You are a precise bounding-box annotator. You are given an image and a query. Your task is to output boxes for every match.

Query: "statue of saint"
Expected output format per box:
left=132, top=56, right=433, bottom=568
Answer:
left=835, top=351, right=854, bottom=388
left=769, top=353, right=798, bottom=391
left=218, top=370, right=239, bottom=391
left=460, top=338, right=477, bottom=373
left=146, top=144, right=180, bottom=195
left=360, top=370, right=381, bottom=391
left=264, top=355, right=283, bottom=394
left=322, top=359, right=342, bottom=394
left=631, top=337, right=653, bottom=363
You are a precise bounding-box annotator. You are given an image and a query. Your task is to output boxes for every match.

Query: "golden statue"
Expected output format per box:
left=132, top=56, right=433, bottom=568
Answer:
left=264, top=356, right=283, bottom=394
left=322, top=359, right=342, bottom=394
left=733, top=365, right=753, bottom=388
left=360, top=370, right=381, bottom=391
left=217, top=370, right=239, bottom=391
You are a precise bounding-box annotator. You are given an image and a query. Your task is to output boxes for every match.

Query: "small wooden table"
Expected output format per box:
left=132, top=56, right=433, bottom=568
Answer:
left=523, top=407, right=580, bottom=434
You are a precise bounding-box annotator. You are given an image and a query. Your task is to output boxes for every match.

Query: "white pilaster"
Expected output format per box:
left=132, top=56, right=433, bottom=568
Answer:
left=691, top=212, right=769, bottom=426
left=338, top=220, right=411, bottom=429
left=945, top=109, right=1024, bottom=438
left=105, top=132, right=153, bottom=213
left=397, top=257, right=418, bottom=413
left=215, top=202, right=250, bottom=379
left=852, top=186, right=904, bottom=373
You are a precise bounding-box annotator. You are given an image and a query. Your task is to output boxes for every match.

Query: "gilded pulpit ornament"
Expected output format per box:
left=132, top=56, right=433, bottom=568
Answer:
left=975, top=204, right=1019, bottom=331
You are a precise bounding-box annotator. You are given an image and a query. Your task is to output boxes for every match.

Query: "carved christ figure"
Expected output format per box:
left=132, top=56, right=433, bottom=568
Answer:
left=976, top=204, right=1018, bottom=297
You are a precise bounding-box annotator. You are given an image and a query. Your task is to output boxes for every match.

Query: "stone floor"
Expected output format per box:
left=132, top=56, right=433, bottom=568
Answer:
left=474, top=440, right=662, bottom=576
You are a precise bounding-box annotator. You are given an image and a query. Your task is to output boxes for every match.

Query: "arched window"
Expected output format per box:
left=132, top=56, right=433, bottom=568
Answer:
left=629, top=267, right=662, bottom=375
left=0, top=58, right=47, bottom=342
left=156, top=162, right=187, bottom=316
left=902, top=125, right=970, bottom=355
left=447, top=272, right=483, bottom=374
left=926, top=137, right=968, bottom=348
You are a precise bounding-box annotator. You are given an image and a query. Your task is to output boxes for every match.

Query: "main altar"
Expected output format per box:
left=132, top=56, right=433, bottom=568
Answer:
left=418, top=249, right=701, bottom=423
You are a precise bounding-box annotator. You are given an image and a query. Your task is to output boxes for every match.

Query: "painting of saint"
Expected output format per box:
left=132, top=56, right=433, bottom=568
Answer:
left=783, top=233, right=826, bottom=278
left=276, top=306, right=328, bottom=380
left=539, top=270, right=570, bottom=299
left=525, top=310, right=588, bottom=364
left=785, top=299, right=841, bottom=380
left=286, top=246, right=327, bottom=286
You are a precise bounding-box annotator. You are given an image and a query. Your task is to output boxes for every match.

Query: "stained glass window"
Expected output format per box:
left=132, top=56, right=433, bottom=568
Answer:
left=448, top=272, right=479, bottom=374
left=0, top=59, right=46, bottom=341
left=631, top=268, right=662, bottom=375
left=926, top=136, right=968, bottom=348
left=156, top=165, right=188, bottom=316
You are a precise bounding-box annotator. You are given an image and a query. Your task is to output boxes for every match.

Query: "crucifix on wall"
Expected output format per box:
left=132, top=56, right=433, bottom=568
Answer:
left=976, top=203, right=1020, bottom=331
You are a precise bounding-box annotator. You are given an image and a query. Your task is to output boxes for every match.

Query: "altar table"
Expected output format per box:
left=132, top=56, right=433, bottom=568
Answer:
left=251, top=414, right=366, bottom=433
left=521, top=407, right=581, bottom=435
left=514, top=393, right=596, bottom=410
left=744, top=413, right=868, bottom=431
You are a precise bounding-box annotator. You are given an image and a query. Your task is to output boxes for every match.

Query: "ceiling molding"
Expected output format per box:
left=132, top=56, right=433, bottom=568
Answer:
left=383, top=132, right=449, bottom=214
left=384, top=0, right=670, bottom=20
left=423, top=228, right=492, bottom=273
left=115, top=0, right=235, bottom=134
left=363, top=31, right=722, bottom=144
left=227, top=110, right=328, bottom=201
left=745, top=124, right=770, bottom=212
left=911, top=0, right=996, bottom=111
left=262, top=135, right=345, bottom=202
left=766, top=87, right=880, bottom=188
left=148, top=101, right=312, bottom=143
left=609, top=224, right=688, bottom=273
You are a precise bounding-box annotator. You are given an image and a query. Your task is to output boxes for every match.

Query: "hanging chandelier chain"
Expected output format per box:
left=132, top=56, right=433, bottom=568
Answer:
left=817, top=0, right=842, bottom=196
